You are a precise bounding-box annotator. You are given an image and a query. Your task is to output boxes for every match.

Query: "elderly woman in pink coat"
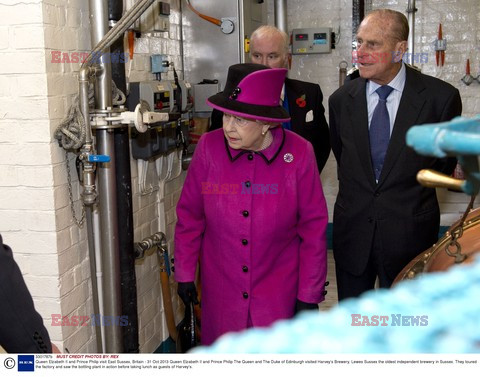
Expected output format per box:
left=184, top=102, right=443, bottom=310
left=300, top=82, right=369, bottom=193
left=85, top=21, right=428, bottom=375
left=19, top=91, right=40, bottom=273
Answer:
left=174, top=63, right=328, bottom=346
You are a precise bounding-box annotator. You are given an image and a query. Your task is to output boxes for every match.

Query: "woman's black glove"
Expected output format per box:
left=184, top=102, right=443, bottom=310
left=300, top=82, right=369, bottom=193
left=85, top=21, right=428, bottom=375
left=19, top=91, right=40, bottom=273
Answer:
left=295, top=299, right=318, bottom=314
left=177, top=282, right=199, bottom=306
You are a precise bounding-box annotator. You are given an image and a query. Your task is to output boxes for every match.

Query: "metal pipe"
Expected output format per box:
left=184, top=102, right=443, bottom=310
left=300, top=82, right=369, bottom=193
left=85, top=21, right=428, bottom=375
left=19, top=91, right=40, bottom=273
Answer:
left=274, top=0, right=287, bottom=33
left=108, top=0, right=139, bottom=354
left=406, top=0, right=417, bottom=66
left=82, top=0, right=155, bottom=68
left=109, top=0, right=139, bottom=354
left=79, top=68, right=93, bottom=144
left=89, top=0, right=121, bottom=353
left=114, top=127, right=139, bottom=353
left=89, top=0, right=112, bottom=110
left=85, top=206, right=103, bottom=352
left=352, top=0, right=365, bottom=40
left=92, top=207, right=107, bottom=352
left=96, top=129, right=122, bottom=353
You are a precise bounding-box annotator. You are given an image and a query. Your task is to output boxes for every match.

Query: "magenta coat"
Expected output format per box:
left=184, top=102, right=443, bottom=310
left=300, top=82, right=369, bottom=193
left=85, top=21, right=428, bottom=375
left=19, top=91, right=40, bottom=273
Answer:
left=174, top=127, right=328, bottom=345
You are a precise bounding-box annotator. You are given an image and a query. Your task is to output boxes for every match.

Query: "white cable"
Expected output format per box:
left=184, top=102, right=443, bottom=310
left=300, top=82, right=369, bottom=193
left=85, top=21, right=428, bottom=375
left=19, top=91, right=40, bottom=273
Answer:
left=137, top=159, right=154, bottom=195
left=164, top=151, right=174, bottom=182
left=167, top=149, right=183, bottom=182
left=156, top=155, right=168, bottom=200
left=126, top=59, right=133, bottom=94
left=156, top=155, right=168, bottom=233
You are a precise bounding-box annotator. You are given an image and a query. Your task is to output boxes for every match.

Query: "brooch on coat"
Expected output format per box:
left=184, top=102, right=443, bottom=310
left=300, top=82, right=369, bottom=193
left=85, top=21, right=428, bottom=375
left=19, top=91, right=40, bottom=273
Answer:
left=284, top=153, right=294, bottom=163
left=296, top=94, right=306, bottom=108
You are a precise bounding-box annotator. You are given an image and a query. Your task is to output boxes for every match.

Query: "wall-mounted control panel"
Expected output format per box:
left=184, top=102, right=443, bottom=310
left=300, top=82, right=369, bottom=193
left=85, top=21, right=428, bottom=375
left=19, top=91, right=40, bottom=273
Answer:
left=291, top=28, right=332, bottom=54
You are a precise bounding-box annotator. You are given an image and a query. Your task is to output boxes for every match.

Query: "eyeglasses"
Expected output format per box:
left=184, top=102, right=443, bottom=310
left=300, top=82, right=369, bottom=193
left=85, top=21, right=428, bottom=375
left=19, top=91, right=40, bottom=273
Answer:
left=223, top=113, right=257, bottom=127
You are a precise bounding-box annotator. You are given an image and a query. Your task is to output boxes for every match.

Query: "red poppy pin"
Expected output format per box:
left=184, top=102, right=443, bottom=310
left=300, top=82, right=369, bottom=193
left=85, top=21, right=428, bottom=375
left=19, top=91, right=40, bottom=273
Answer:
left=296, top=95, right=306, bottom=108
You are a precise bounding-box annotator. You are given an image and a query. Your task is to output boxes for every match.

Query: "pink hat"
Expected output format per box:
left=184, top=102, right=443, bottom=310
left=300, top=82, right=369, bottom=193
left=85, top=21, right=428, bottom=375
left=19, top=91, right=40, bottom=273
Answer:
left=207, top=63, right=290, bottom=123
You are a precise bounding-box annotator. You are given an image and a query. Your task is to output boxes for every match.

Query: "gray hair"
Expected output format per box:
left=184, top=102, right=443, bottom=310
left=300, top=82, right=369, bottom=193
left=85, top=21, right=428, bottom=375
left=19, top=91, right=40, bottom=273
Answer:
left=250, top=25, right=289, bottom=54
left=365, top=9, right=409, bottom=41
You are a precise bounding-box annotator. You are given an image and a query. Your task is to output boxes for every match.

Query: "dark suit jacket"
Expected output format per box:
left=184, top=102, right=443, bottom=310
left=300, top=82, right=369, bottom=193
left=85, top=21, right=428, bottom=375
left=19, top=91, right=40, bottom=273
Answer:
left=329, top=65, right=462, bottom=278
left=0, top=235, right=52, bottom=353
left=210, top=78, right=331, bottom=173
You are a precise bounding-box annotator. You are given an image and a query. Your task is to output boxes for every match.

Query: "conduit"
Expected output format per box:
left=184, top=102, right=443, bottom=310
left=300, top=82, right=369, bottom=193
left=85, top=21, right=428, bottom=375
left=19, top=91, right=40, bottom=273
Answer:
left=274, top=0, right=287, bottom=33
left=109, top=0, right=140, bottom=354
left=406, top=0, right=417, bottom=66
left=185, top=0, right=221, bottom=27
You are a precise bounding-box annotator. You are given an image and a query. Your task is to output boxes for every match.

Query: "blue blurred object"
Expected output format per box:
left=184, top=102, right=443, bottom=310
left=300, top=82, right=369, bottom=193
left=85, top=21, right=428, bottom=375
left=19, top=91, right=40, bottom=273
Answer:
left=406, top=115, right=480, bottom=195
left=194, top=257, right=480, bottom=353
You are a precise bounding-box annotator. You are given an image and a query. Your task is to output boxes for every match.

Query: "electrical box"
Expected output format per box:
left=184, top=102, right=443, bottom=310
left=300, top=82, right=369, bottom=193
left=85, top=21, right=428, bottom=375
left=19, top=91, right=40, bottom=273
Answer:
left=151, top=54, right=169, bottom=74
left=127, top=81, right=174, bottom=113
left=140, top=0, right=170, bottom=33
left=292, top=28, right=332, bottom=54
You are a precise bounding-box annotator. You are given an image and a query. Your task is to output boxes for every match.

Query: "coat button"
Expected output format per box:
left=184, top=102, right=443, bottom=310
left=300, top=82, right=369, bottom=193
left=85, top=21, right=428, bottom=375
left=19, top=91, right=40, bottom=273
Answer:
left=242, top=266, right=248, bottom=272
left=243, top=292, right=249, bottom=299
left=374, top=192, right=380, bottom=197
left=247, top=154, right=253, bottom=161
left=242, top=239, right=248, bottom=245
left=368, top=217, right=373, bottom=223
left=242, top=210, right=249, bottom=217
left=245, top=181, right=251, bottom=188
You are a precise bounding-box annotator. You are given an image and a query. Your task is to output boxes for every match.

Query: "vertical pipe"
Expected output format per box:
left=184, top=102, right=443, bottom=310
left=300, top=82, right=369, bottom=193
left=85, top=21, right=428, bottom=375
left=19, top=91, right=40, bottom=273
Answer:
left=274, top=0, right=287, bottom=33
left=85, top=207, right=103, bottom=352
left=89, top=0, right=122, bottom=353
left=92, top=207, right=107, bottom=352
left=114, top=127, right=139, bottom=353
left=239, top=0, right=246, bottom=63
left=352, top=0, right=365, bottom=42
left=96, top=130, right=122, bottom=352
left=109, top=0, right=139, bottom=353
left=406, top=0, right=416, bottom=65
left=89, top=0, right=113, bottom=109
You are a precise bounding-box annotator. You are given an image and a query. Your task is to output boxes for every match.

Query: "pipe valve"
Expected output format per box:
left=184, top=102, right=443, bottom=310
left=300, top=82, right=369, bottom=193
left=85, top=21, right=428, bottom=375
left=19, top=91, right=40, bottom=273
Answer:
left=134, top=232, right=166, bottom=259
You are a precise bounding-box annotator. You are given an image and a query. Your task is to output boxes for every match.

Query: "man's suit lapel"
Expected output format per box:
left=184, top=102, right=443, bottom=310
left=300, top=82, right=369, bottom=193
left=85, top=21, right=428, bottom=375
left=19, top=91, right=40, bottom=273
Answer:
left=347, top=78, right=377, bottom=188
left=378, top=67, right=426, bottom=185
left=285, top=78, right=300, bottom=130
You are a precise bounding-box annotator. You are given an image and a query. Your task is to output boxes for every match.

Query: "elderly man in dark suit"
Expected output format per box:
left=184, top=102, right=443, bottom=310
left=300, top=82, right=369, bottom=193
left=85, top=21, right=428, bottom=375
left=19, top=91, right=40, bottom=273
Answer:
left=210, top=25, right=331, bottom=173
left=0, top=234, right=54, bottom=353
left=329, top=9, right=462, bottom=300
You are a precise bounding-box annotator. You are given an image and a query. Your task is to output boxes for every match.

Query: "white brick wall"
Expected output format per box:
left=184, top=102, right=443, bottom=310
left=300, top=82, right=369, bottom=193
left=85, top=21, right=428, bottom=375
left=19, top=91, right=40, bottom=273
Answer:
left=0, top=0, right=61, bottom=352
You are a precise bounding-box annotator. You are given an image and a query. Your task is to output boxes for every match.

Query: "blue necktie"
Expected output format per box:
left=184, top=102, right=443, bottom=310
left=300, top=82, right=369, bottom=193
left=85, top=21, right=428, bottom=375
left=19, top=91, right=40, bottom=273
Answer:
left=369, top=85, right=394, bottom=181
